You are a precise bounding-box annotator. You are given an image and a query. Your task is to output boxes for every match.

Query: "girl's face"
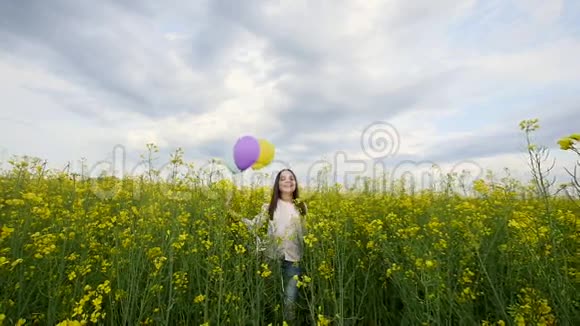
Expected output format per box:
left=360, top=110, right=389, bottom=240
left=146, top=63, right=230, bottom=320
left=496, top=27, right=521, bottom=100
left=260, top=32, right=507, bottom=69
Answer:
left=278, top=170, right=296, bottom=195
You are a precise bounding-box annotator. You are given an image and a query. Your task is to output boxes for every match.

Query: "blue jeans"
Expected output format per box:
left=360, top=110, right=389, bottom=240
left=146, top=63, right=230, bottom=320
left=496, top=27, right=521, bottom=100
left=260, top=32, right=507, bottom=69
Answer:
left=281, top=260, right=301, bottom=320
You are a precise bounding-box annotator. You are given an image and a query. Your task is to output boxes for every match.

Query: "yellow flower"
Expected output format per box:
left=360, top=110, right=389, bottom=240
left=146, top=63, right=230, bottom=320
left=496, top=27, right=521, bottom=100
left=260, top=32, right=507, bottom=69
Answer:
left=295, top=274, right=312, bottom=288
left=473, top=179, right=489, bottom=195
left=234, top=244, right=246, bottom=255
left=97, top=280, right=111, bottom=294
left=90, top=311, right=102, bottom=323
left=202, top=239, right=213, bottom=250
left=461, top=268, right=475, bottom=284
left=318, top=261, right=334, bottom=280
left=147, top=247, right=162, bottom=259
left=0, top=225, right=14, bottom=240
left=153, top=256, right=167, bottom=271
left=56, top=320, right=84, bottom=326
left=258, top=263, right=272, bottom=278
left=415, top=258, right=424, bottom=268
left=570, top=133, right=580, bottom=141
left=557, top=137, right=574, bottom=150
left=172, top=271, right=189, bottom=291
left=92, top=296, right=103, bottom=309
left=386, top=263, right=401, bottom=277
left=72, top=304, right=83, bottom=317
left=304, top=234, right=318, bottom=248
left=460, top=287, right=476, bottom=301
left=317, top=314, right=331, bottom=326
left=519, top=118, right=540, bottom=132
left=194, top=294, right=206, bottom=304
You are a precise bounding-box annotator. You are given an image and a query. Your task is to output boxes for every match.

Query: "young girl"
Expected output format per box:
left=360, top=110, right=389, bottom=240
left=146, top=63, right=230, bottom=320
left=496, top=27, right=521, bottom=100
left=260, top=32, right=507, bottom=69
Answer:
left=242, top=168, right=308, bottom=322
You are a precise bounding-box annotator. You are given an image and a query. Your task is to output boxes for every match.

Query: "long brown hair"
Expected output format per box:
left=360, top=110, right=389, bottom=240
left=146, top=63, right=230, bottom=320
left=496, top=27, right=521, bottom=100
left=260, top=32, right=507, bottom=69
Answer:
left=267, top=168, right=307, bottom=220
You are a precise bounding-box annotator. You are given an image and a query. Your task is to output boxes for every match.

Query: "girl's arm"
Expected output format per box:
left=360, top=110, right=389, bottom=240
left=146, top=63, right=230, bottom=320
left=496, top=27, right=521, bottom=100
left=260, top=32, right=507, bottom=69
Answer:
left=241, top=203, right=269, bottom=231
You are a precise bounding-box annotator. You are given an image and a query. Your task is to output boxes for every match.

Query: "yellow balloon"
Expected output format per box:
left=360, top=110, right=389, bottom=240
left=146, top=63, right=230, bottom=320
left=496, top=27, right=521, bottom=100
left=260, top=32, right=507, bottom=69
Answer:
left=252, top=139, right=275, bottom=170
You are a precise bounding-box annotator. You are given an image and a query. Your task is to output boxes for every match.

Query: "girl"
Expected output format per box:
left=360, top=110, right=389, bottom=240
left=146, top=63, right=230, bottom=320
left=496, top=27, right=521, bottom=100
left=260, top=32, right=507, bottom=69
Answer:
left=242, top=168, right=308, bottom=322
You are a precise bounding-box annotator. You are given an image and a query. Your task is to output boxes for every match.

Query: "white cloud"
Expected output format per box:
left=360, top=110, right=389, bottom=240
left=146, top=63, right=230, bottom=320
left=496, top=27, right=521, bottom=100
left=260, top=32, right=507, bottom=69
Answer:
left=466, top=39, right=580, bottom=84
left=513, top=0, right=563, bottom=24
left=0, top=0, right=578, bottom=186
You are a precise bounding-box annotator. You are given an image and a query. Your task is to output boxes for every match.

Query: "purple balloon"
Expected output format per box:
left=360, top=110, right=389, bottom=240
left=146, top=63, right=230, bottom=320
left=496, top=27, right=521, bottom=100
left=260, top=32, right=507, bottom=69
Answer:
left=233, top=136, right=260, bottom=171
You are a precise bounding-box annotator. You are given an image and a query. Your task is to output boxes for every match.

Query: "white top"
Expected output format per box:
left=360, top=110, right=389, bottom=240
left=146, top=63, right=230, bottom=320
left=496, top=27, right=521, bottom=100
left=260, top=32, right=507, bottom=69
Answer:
left=242, top=199, right=306, bottom=262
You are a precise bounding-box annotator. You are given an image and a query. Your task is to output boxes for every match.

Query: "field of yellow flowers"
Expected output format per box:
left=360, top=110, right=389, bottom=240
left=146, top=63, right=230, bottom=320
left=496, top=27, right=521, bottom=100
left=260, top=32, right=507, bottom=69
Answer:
left=0, top=148, right=579, bottom=325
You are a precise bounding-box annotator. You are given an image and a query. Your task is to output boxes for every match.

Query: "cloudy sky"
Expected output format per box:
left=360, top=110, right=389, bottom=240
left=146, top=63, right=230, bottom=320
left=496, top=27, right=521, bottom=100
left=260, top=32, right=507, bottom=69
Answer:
left=1, top=0, right=579, bottom=188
